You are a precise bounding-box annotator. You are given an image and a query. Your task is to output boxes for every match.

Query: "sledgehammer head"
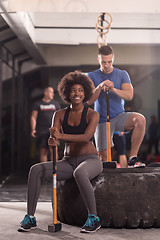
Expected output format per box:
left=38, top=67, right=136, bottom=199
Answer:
left=103, top=161, right=117, bottom=168
left=48, top=223, right=62, bottom=232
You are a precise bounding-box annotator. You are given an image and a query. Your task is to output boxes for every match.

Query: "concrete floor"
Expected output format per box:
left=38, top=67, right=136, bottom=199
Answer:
left=1, top=201, right=160, bottom=240
left=1, top=173, right=160, bottom=240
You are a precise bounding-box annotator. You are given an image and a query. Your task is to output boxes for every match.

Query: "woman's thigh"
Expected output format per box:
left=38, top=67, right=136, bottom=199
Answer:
left=57, top=159, right=74, bottom=181
left=74, top=156, right=103, bottom=181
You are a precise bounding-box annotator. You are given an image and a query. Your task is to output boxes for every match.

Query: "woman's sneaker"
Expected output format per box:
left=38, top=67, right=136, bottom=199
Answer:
left=80, top=214, right=101, bottom=233
left=128, top=157, right=146, bottom=168
left=18, top=214, right=37, bottom=232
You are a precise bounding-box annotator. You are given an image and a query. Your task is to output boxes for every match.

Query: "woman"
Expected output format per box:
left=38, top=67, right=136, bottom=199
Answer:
left=18, top=70, right=103, bottom=233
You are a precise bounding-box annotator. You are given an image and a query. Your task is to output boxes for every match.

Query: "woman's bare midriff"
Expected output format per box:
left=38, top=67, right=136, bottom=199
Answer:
left=64, top=141, right=97, bottom=157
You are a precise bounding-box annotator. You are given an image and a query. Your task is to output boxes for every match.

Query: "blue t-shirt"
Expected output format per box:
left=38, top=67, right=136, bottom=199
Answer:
left=88, top=67, right=131, bottom=123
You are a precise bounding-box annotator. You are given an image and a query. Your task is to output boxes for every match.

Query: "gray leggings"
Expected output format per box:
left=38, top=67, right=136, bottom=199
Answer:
left=27, top=154, right=103, bottom=216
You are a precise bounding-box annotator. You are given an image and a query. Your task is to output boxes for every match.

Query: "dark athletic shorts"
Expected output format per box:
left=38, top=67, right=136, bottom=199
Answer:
left=113, top=133, right=126, bottom=155
left=37, top=132, right=50, bottom=149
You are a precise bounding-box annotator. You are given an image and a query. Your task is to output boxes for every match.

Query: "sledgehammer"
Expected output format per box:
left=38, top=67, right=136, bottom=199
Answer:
left=103, top=90, right=117, bottom=168
left=48, top=145, right=62, bottom=233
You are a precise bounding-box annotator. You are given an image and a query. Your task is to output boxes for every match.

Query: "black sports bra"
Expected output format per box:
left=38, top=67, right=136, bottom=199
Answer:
left=62, top=105, right=93, bottom=141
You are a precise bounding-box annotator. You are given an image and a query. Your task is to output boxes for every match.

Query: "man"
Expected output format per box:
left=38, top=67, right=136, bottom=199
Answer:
left=30, top=87, right=60, bottom=162
left=87, top=45, right=146, bottom=168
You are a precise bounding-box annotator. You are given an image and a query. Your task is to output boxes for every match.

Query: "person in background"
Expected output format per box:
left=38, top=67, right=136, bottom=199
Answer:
left=30, top=86, right=60, bottom=162
left=147, top=115, right=159, bottom=160
left=87, top=45, right=146, bottom=168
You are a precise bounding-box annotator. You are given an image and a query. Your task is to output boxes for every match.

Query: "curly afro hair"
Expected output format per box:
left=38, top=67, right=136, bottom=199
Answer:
left=57, top=70, right=95, bottom=104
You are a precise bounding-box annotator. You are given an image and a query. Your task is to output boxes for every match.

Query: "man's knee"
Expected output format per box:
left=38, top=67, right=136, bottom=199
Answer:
left=125, top=113, right=146, bottom=131
left=133, top=114, right=146, bottom=130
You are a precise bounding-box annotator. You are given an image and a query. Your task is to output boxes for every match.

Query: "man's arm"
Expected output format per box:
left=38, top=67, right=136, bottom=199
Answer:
left=110, top=82, right=133, bottom=101
left=87, top=79, right=114, bottom=105
left=30, top=110, right=38, bottom=137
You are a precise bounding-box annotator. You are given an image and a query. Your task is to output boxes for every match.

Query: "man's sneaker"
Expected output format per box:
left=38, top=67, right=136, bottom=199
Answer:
left=18, top=214, right=37, bottom=232
left=128, top=157, right=146, bottom=168
left=80, top=214, right=101, bottom=233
